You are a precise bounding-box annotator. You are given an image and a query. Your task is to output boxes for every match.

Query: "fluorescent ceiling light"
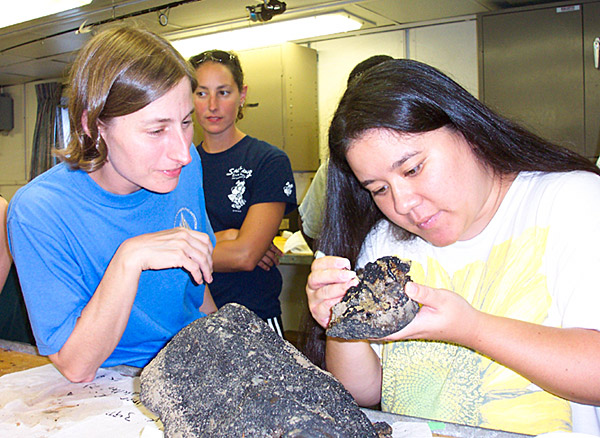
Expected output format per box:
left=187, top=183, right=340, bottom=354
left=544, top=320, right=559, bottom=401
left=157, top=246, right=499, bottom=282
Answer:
left=1, top=0, right=93, bottom=29
left=171, top=13, right=363, bottom=58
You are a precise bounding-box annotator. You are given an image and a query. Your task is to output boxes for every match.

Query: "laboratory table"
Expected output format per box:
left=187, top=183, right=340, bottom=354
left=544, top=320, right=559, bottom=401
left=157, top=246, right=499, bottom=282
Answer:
left=0, top=339, right=532, bottom=438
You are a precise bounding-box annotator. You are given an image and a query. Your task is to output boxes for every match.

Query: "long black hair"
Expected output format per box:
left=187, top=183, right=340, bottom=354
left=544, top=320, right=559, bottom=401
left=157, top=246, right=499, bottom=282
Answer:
left=319, top=59, right=600, bottom=265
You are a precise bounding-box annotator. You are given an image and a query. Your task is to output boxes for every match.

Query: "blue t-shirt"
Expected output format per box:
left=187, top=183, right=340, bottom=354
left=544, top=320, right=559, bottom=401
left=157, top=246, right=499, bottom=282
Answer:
left=198, top=135, right=296, bottom=319
left=7, top=146, right=215, bottom=368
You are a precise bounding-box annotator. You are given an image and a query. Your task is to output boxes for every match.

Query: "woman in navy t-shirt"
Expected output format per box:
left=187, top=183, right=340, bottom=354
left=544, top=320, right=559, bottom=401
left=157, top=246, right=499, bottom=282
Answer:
left=190, top=50, right=297, bottom=335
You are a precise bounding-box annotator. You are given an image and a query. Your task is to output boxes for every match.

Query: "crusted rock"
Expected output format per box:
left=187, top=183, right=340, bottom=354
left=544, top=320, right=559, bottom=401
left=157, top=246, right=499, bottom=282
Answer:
left=140, top=303, right=380, bottom=437
left=326, top=256, right=419, bottom=339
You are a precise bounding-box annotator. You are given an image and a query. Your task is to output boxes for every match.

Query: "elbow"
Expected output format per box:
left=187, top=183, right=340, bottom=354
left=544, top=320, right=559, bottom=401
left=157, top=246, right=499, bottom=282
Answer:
left=353, top=389, right=382, bottom=408
left=63, top=371, right=96, bottom=383
left=49, top=354, right=98, bottom=383
left=232, top=247, right=262, bottom=271
left=237, top=256, right=261, bottom=271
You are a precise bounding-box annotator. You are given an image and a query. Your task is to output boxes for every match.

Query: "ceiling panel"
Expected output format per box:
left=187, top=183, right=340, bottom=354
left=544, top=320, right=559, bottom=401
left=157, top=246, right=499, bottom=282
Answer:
left=358, top=0, right=492, bottom=24
left=0, top=0, right=563, bottom=87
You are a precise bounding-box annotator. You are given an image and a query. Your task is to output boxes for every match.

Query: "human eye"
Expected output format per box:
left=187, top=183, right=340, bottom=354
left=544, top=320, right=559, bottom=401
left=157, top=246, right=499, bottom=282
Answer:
left=370, top=184, right=388, bottom=197
left=182, top=117, right=193, bottom=129
left=194, top=90, right=207, bottom=98
left=218, top=89, right=231, bottom=97
left=404, top=162, right=423, bottom=177
left=148, top=128, right=164, bottom=137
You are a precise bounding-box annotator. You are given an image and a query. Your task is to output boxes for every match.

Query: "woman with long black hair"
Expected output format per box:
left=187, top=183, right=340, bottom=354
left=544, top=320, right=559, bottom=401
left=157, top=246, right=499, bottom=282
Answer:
left=307, top=59, right=600, bottom=435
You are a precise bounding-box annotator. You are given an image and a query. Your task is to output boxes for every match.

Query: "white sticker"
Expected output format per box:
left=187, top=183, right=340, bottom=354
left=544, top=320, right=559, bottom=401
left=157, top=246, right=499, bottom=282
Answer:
left=556, top=5, right=581, bottom=13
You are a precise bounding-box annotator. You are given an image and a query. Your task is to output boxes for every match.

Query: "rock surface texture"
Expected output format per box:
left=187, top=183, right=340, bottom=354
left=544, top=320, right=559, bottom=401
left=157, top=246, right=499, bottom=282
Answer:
left=326, top=256, right=419, bottom=339
left=140, top=303, right=381, bottom=438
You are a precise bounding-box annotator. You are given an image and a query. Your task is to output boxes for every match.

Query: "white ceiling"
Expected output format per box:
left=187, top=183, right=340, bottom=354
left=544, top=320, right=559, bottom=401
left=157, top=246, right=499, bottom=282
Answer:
left=0, top=0, right=560, bottom=87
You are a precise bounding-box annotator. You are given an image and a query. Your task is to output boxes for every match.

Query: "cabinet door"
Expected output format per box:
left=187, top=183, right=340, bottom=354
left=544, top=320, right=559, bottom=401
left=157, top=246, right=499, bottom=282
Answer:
left=237, top=46, right=286, bottom=154
left=237, top=44, right=318, bottom=171
left=583, top=1, right=600, bottom=157
left=480, top=6, right=585, bottom=156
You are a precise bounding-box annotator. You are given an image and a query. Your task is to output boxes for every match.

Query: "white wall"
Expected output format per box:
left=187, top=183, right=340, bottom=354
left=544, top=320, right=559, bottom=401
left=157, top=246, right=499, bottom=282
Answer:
left=309, top=30, right=407, bottom=160
left=310, top=18, right=478, bottom=160
left=408, top=20, right=478, bottom=97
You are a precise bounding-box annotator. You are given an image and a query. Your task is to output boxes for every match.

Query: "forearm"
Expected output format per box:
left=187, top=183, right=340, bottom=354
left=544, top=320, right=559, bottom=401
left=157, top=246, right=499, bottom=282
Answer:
left=0, top=252, right=11, bottom=292
left=325, top=337, right=382, bottom=407
left=50, top=250, right=141, bottom=382
left=0, top=197, right=10, bottom=290
left=467, top=311, right=600, bottom=404
left=199, top=285, right=217, bottom=314
left=212, top=238, right=266, bottom=272
left=212, top=202, right=285, bottom=273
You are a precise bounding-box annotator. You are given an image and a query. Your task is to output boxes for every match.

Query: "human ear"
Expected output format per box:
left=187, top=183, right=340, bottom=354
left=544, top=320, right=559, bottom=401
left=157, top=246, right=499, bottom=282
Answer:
left=240, top=84, right=248, bottom=106
left=81, top=110, right=92, bottom=138
left=81, top=110, right=105, bottom=139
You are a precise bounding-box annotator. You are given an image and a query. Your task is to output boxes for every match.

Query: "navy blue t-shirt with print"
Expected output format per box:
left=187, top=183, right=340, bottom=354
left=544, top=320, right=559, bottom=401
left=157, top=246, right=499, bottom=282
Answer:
left=198, top=135, right=297, bottom=319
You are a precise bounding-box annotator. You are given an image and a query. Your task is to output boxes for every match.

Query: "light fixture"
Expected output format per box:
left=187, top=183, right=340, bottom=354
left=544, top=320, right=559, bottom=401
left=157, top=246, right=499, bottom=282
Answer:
left=170, top=13, right=363, bottom=58
left=1, top=0, right=93, bottom=29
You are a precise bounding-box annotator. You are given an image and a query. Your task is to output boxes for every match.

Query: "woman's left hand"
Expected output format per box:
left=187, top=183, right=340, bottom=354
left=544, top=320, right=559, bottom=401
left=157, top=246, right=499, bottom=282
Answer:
left=257, top=242, right=282, bottom=271
left=382, top=282, right=481, bottom=345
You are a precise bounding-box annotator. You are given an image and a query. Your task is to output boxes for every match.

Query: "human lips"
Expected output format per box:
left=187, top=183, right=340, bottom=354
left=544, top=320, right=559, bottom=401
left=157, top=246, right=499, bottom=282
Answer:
left=205, top=115, right=222, bottom=123
left=415, top=212, right=440, bottom=230
left=162, top=167, right=183, bottom=178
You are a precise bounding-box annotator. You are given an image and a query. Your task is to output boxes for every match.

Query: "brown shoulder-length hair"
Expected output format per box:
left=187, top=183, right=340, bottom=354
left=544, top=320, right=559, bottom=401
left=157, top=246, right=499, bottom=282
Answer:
left=55, top=26, right=197, bottom=172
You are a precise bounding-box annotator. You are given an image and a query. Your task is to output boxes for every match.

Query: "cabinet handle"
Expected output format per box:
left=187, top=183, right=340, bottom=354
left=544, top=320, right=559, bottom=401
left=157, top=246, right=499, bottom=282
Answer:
left=595, top=37, right=600, bottom=69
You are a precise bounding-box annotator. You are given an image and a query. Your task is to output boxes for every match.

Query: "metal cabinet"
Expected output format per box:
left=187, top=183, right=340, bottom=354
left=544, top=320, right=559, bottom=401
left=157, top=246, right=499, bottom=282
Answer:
left=478, top=1, right=600, bottom=159
left=583, top=1, right=600, bottom=159
left=193, top=43, right=319, bottom=171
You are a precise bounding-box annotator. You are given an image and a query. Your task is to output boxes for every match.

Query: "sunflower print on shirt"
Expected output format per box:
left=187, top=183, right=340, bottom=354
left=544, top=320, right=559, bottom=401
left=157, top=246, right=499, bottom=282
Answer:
left=380, top=226, right=572, bottom=435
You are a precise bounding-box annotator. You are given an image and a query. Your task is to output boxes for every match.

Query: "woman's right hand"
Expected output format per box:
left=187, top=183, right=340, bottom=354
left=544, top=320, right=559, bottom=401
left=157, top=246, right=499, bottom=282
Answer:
left=118, top=227, right=214, bottom=285
left=306, top=255, right=358, bottom=328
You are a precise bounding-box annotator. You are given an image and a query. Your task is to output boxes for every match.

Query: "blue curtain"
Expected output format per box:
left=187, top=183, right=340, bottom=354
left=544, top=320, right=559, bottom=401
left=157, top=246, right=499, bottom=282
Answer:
left=30, top=82, right=63, bottom=180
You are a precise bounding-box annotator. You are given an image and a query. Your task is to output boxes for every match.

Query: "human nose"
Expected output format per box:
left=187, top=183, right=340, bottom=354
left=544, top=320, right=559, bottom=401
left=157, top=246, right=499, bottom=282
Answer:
left=391, top=183, right=421, bottom=215
left=168, top=127, right=192, bottom=165
left=208, top=93, right=217, bottom=111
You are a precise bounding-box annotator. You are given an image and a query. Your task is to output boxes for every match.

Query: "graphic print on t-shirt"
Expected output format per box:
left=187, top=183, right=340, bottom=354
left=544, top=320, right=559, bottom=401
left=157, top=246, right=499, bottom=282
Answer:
left=283, top=181, right=294, bottom=197
left=174, top=207, right=199, bottom=230
left=226, top=166, right=253, bottom=212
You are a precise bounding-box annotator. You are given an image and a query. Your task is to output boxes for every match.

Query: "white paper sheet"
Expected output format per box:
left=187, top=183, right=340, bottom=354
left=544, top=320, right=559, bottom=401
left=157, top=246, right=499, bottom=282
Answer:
left=0, top=364, right=163, bottom=437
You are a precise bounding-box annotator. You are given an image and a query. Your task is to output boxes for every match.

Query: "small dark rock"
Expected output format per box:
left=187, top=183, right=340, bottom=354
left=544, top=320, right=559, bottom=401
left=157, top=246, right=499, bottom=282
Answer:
left=326, top=256, right=419, bottom=339
left=140, top=303, right=379, bottom=437
left=373, top=421, right=393, bottom=438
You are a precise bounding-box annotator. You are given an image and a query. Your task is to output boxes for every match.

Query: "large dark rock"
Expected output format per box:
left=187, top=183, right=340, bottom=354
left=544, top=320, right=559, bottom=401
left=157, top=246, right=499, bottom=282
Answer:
left=140, top=303, right=380, bottom=438
left=326, top=256, right=419, bottom=339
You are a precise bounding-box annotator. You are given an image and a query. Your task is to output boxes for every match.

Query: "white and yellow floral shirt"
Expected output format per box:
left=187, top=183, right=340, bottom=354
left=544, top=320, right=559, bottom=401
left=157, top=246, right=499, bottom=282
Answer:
left=359, top=171, right=600, bottom=436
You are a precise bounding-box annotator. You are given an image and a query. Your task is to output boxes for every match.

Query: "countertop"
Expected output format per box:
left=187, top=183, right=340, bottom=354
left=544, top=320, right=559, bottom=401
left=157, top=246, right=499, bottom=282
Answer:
left=280, top=253, right=313, bottom=265
left=0, top=339, right=533, bottom=438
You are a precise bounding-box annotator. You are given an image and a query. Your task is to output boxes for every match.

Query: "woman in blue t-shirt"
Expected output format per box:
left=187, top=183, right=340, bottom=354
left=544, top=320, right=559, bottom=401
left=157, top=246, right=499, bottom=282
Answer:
left=8, top=27, right=216, bottom=383
left=189, top=50, right=297, bottom=335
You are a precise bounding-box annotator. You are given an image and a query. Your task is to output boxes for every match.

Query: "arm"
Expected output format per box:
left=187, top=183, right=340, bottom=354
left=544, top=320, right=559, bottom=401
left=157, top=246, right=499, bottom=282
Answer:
left=49, top=227, right=213, bottom=382
left=306, top=256, right=384, bottom=404
left=212, top=202, right=285, bottom=272
left=0, top=197, right=11, bottom=291
left=326, top=338, right=383, bottom=406
left=199, top=285, right=217, bottom=314
left=390, top=282, right=600, bottom=405
left=298, top=160, right=328, bottom=250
